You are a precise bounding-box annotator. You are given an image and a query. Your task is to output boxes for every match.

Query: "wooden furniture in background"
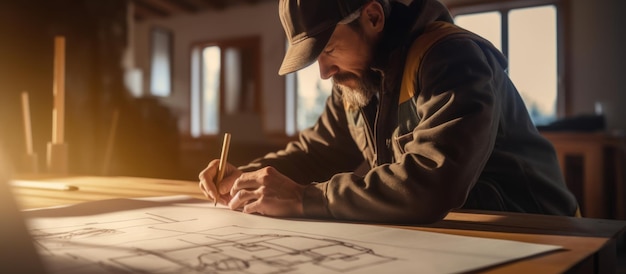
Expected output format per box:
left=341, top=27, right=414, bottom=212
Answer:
left=542, top=131, right=626, bottom=219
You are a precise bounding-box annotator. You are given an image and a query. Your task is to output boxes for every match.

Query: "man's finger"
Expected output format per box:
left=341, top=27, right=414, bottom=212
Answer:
left=228, top=189, right=258, bottom=210
left=242, top=199, right=262, bottom=215
left=230, top=172, right=264, bottom=197
left=198, top=162, right=221, bottom=203
left=198, top=178, right=215, bottom=201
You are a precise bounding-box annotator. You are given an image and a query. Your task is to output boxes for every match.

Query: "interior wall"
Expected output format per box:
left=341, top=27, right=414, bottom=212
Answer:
left=132, top=0, right=626, bottom=138
left=132, top=1, right=285, bottom=136
left=568, top=0, right=626, bottom=133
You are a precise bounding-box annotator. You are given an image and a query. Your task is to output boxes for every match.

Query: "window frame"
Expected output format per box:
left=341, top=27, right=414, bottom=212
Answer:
left=448, top=0, right=569, bottom=119
left=285, top=61, right=334, bottom=136
left=189, top=36, right=262, bottom=138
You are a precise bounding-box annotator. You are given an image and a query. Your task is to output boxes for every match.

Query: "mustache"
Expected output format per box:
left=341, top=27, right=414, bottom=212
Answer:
left=332, top=72, right=359, bottom=85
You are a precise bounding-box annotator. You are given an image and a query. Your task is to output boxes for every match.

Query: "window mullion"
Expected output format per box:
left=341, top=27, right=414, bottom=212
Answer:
left=501, top=10, right=509, bottom=59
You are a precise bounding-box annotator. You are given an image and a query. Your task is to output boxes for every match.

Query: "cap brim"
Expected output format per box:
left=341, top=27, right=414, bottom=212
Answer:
left=278, top=25, right=336, bottom=76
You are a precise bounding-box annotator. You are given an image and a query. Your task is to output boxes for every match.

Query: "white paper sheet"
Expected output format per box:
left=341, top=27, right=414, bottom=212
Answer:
left=24, top=195, right=560, bottom=274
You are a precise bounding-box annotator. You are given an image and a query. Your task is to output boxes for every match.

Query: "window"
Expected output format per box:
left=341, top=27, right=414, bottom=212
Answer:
left=454, top=3, right=559, bottom=126
left=190, top=37, right=260, bottom=137
left=150, top=27, right=172, bottom=97
left=199, top=46, right=221, bottom=136
left=454, top=11, right=501, bottom=50
left=285, top=62, right=333, bottom=136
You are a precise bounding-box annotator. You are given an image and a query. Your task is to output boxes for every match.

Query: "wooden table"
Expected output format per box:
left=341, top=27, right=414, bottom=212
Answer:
left=11, top=174, right=626, bottom=274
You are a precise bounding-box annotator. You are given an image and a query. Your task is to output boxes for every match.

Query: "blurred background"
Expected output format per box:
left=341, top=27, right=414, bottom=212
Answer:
left=0, top=0, right=624, bottom=218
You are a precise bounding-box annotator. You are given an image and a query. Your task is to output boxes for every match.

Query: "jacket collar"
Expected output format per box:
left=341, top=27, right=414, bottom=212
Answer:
left=370, top=0, right=453, bottom=94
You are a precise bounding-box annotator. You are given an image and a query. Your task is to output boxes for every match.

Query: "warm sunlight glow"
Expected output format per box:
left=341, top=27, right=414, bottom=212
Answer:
left=455, top=6, right=558, bottom=125
left=509, top=6, right=557, bottom=124
left=455, top=12, right=501, bottom=50
left=202, top=46, right=221, bottom=135
left=296, top=62, right=332, bottom=131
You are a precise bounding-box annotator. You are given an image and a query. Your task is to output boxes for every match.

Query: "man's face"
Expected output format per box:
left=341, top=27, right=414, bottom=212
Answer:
left=317, top=23, right=380, bottom=109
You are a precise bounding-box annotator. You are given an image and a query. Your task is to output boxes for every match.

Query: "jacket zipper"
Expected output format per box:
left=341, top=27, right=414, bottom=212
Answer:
left=361, top=68, right=387, bottom=167
left=373, top=68, right=389, bottom=165
left=360, top=108, right=377, bottom=166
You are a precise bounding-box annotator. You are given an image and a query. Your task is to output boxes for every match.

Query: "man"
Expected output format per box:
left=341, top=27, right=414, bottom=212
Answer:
left=199, top=0, right=579, bottom=223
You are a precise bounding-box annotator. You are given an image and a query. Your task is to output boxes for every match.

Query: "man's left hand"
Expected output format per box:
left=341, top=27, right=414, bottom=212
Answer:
left=228, top=166, right=305, bottom=217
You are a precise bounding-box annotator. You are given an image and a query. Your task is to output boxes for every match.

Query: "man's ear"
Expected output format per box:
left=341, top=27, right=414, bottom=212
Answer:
left=361, top=1, right=385, bottom=33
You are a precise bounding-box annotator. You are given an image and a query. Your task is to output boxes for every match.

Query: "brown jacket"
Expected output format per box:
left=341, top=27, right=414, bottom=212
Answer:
left=241, top=0, right=578, bottom=224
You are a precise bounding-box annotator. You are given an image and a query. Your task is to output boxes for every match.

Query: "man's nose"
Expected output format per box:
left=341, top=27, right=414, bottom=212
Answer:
left=318, top=55, right=338, bottom=80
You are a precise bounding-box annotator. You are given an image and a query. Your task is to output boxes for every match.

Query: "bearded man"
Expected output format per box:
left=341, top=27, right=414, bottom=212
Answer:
left=199, top=0, right=579, bottom=224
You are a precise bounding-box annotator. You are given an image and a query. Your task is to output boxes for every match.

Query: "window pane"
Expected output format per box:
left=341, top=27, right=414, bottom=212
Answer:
left=285, top=72, right=296, bottom=136
left=191, top=48, right=201, bottom=137
left=509, top=5, right=557, bottom=125
left=455, top=11, right=502, bottom=50
left=223, top=47, right=242, bottom=114
left=150, top=28, right=172, bottom=97
left=296, top=62, right=332, bottom=131
left=202, top=46, right=221, bottom=135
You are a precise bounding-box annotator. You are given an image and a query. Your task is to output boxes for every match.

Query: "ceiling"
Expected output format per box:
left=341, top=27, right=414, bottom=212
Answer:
left=131, top=0, right=275, bottom=21
left=129, top=0, right=499, bottom=21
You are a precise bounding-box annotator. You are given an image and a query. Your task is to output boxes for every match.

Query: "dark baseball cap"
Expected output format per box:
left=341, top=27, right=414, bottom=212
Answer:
left=278, top=0, right=370, bottom=75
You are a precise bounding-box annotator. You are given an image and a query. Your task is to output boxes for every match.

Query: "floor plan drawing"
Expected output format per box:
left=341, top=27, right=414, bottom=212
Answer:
left=24, top=196, right=561, bottom=274
left=32, top=217, right=397, bottom=274
left=116, top=226, right=396, bottom=274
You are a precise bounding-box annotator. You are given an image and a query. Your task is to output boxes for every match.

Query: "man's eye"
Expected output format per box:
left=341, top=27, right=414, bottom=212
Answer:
left=324, top=48, right=335, bottom=55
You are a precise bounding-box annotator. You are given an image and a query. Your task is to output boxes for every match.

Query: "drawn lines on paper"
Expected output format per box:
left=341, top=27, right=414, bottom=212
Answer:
left=30, top=213, right=397, bottom=273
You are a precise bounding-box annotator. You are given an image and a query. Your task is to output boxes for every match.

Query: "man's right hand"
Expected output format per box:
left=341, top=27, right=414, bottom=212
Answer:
left=198, top=159, right=241, bottom=205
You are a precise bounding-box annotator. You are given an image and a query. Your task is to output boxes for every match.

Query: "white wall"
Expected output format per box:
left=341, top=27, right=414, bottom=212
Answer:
left=133, top=1, right=285, bottom=135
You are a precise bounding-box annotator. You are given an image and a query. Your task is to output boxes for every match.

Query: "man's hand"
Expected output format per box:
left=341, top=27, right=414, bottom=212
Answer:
left=228, top=166, right=305, bottom=218
left=198, top=159, right=241, bottom=205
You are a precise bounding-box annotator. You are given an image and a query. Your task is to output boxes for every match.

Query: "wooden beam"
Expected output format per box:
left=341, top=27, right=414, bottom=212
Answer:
left=132, top=0, right=170, bottom=17
left=161, top=0, right=199, bottom=12
left=133, top=0, right=187, bottom=16
left=182, top=0, right=214, bottom=10
left=202, top=0, right=227, bottom=10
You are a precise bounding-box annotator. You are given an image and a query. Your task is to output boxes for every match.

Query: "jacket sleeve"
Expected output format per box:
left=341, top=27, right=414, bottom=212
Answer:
left=239, top=89, right=365, bottom=186
left=306, top=37, right=503, bottom=224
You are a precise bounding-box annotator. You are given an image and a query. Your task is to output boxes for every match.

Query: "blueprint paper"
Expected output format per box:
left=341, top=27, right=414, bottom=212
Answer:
left=24, top=195, right=560, bottom=274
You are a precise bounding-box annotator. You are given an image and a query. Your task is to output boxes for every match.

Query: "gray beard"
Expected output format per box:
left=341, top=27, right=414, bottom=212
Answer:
left=334, top=70, right=380, bottom=111
left=338, top=84, right=373, bottom=111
